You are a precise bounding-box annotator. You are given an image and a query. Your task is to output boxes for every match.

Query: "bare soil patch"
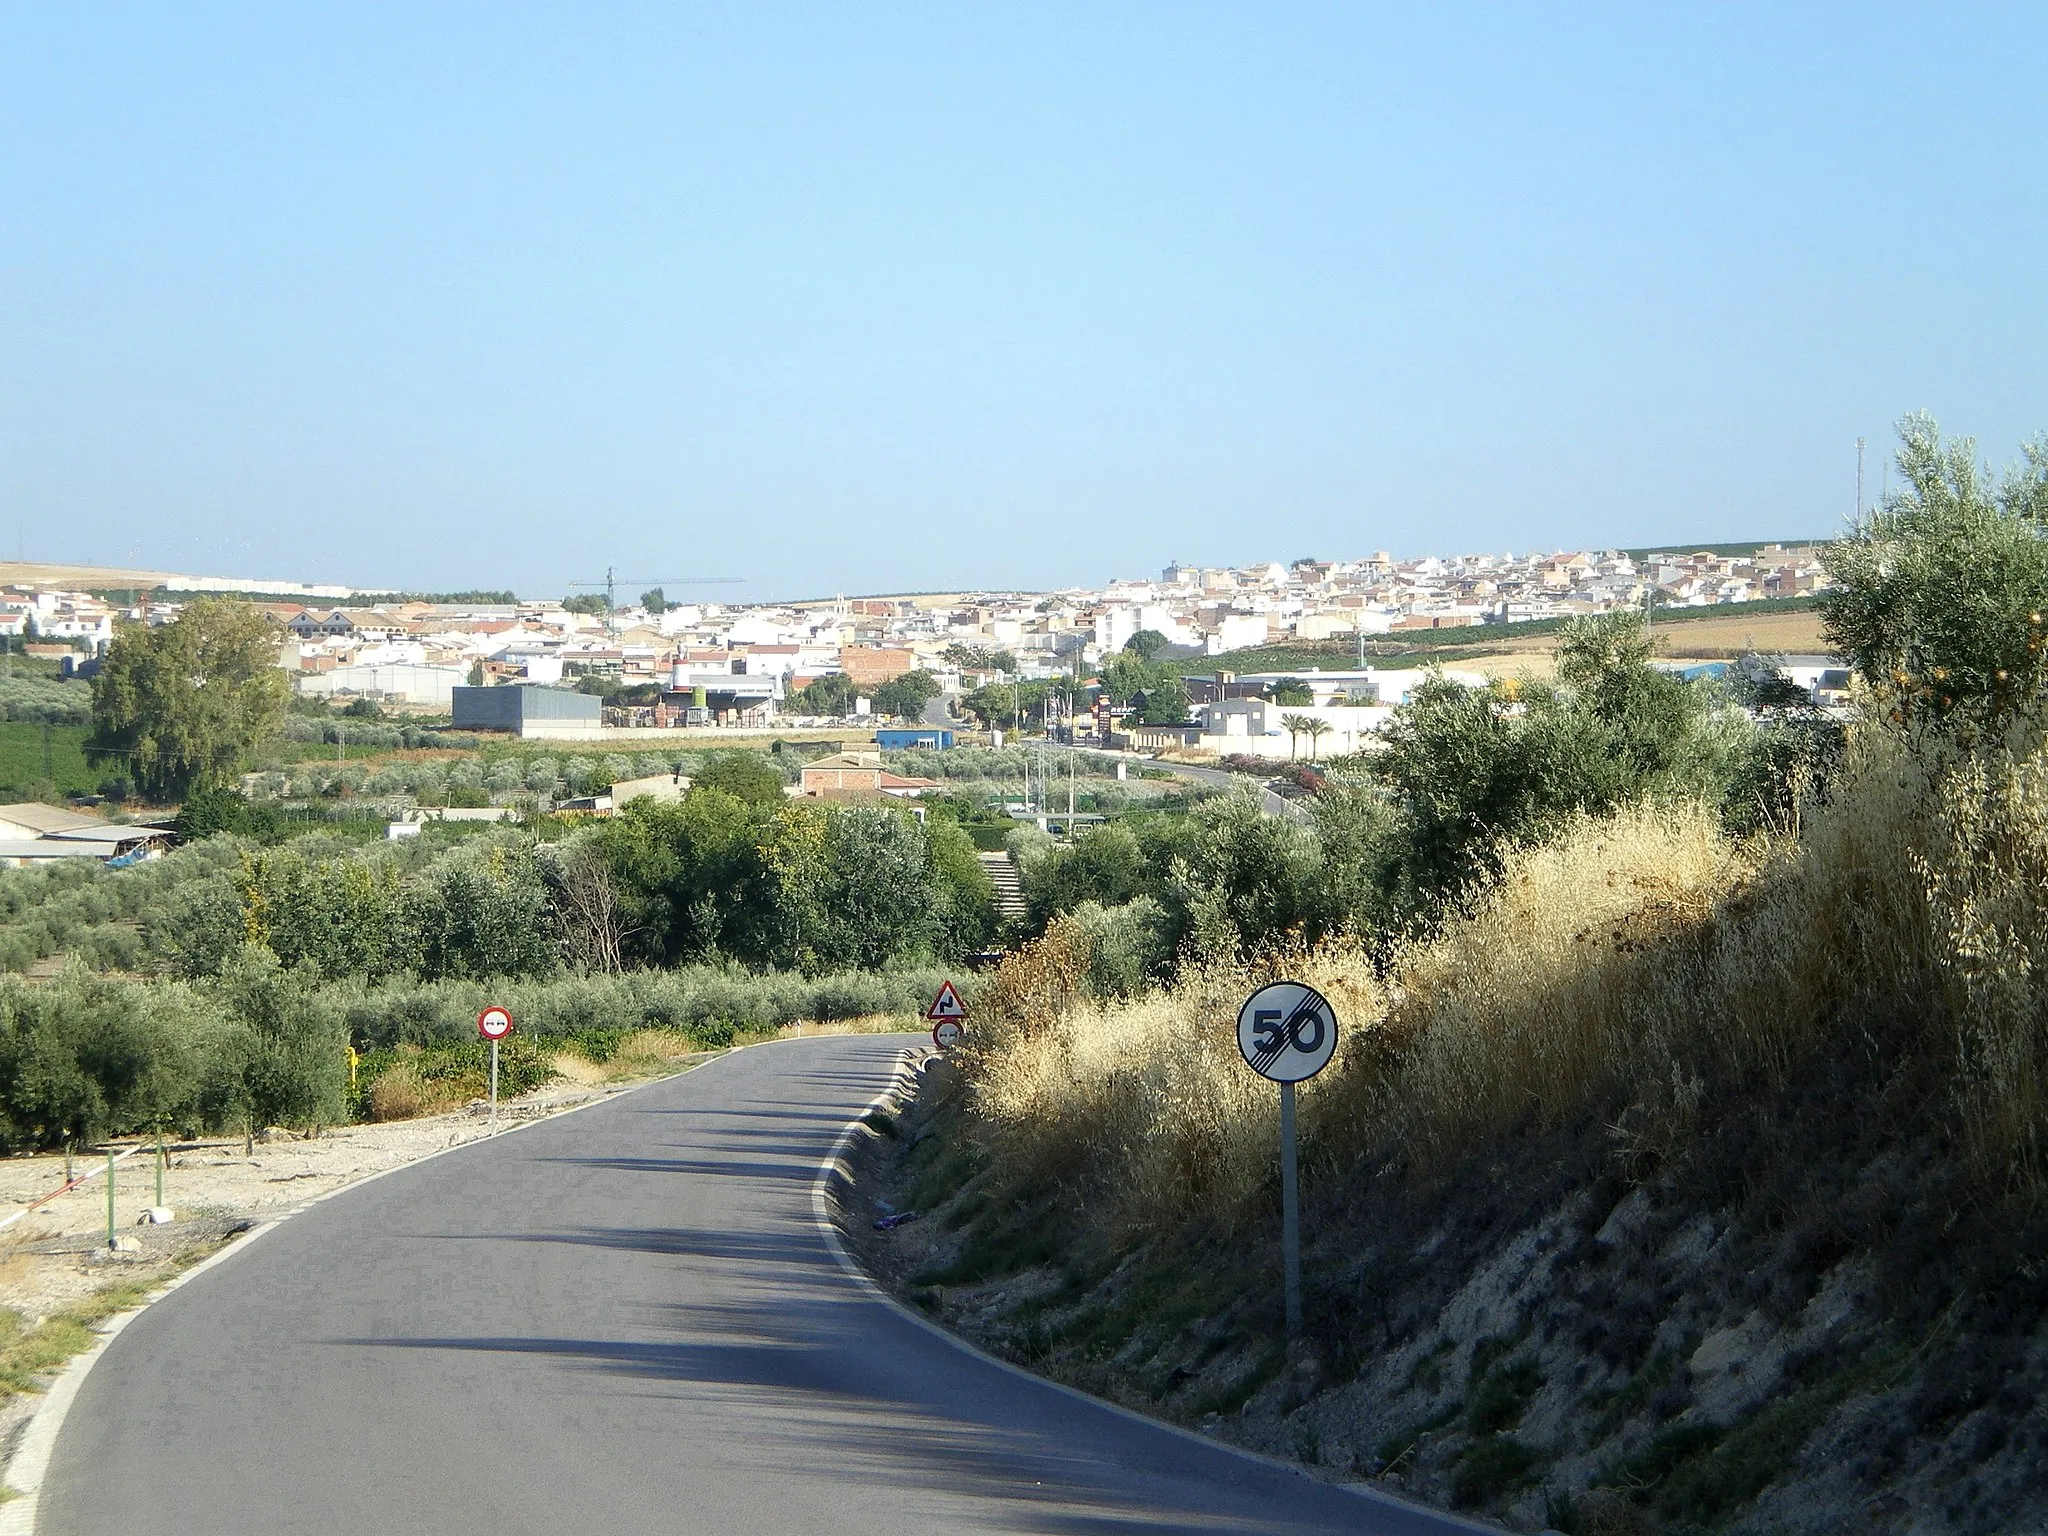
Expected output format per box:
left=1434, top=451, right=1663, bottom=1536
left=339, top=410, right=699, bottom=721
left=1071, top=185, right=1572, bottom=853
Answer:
left=1457, top=611, right=1832, bottom=681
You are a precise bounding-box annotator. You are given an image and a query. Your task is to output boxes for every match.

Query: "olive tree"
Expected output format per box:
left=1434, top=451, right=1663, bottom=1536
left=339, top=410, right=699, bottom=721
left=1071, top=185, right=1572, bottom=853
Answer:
left=1824, top=413, right=2048, bottom=722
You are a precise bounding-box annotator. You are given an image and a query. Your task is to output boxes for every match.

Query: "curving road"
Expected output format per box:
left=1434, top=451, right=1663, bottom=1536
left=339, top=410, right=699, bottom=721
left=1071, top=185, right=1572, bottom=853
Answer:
left=40, top=1037, right=1470, bottom=1535
left=1149, top=758, right=1310, bottom=822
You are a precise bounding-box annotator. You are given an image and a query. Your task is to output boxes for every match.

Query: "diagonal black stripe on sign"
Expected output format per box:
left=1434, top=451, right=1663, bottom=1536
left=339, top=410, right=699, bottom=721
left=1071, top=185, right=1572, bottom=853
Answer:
left=1251, top=992, right=1326, bottom=1074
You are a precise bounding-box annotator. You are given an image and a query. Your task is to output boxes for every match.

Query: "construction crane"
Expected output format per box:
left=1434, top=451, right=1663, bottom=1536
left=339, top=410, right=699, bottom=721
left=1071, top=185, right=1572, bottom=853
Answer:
left=566, top=568, right=744, bottom=634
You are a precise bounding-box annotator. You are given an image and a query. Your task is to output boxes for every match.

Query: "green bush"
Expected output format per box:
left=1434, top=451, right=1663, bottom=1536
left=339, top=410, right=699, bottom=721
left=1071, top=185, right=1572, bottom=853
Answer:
left=1065, top=898, right=1171, bottom=998
left=1450, top=1436, right=1539, bottom=1507
left=0, top=955, right=348, bottom=1148
left=143, top=873, right=246, bottom=977
left=208, top=948, right=348, bottom=1130
left=327, top=963, right=952, bottom=1052
left=1823, top=412, right=2048, bottom=722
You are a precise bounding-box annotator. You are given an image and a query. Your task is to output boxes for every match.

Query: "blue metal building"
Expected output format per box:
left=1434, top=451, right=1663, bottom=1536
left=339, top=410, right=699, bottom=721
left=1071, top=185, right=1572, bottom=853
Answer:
left=452, top=684, right=602, bottom=737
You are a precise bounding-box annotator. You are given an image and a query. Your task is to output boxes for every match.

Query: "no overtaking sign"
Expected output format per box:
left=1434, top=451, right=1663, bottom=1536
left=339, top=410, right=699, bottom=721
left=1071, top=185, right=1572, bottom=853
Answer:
left=477, top=1006, right=513, bottom=1132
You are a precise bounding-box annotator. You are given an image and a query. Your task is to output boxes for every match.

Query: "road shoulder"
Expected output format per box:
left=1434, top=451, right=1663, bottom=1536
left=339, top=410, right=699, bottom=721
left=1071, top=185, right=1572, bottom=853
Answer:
left=816, top=1050, right=1499, bottom=1536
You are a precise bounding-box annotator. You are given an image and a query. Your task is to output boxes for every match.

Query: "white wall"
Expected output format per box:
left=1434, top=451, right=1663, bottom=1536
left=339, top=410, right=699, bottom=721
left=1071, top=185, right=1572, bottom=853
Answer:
left=296, top=664, right=468, bottom=706
left=1208, top=615, right=1271, bottom=653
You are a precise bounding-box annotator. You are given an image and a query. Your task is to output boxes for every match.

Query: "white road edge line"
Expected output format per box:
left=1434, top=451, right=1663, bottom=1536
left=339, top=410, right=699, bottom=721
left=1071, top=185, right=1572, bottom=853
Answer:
left=0, top=1047, right=756, bottom=1536
left=807, top=1045, right=1503, bottom=1536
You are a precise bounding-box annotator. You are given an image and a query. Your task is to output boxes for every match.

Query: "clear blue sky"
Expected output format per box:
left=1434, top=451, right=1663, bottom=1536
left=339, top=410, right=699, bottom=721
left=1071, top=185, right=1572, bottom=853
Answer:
left=3, top=4, right=2043, bottom=602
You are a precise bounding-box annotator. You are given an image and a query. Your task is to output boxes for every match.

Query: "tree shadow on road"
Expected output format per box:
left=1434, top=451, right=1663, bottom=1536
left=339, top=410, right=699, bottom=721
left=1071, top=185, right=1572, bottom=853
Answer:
left=329, top=1286, right=1441, bottom=1536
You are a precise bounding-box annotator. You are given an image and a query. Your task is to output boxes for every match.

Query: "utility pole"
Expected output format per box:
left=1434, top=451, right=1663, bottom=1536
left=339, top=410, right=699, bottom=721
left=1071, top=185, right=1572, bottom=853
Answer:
left=1856, top=437, right=1866, bottom=520
left=1068, top=723, right=1076, bottom=821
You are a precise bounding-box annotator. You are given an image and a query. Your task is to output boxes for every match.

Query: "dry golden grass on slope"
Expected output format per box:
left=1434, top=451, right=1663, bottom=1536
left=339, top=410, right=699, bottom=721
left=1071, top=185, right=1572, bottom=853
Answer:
left=1918, top=731, right=2048, bottom=1188
left=970, top=942, right=1386, bottom=1235
left=961, top=717, right=2048, bottom=1243
left=1459, top=609, right=1832, bottom=680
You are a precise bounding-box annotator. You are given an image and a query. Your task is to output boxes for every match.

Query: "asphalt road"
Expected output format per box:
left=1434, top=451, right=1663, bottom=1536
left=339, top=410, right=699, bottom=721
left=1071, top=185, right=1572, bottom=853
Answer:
left=41, top=1037, right=1471, bottom=1535
left=1150, top=758, right=1309, bottom=822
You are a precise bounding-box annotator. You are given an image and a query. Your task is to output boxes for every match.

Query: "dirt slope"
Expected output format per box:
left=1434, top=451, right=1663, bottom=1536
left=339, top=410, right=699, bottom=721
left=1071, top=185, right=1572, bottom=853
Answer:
left=847, top=1049, right=2048, bottom=1536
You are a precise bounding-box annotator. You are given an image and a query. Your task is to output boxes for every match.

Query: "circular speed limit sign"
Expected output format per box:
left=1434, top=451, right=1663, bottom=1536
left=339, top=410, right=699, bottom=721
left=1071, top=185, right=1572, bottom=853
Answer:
left=1236, top=981, right=1338, bottom=1083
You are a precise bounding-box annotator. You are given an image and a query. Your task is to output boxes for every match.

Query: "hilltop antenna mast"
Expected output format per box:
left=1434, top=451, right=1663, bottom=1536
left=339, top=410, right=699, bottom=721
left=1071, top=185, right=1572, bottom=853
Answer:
left=567, top=567, right=745, bottom=637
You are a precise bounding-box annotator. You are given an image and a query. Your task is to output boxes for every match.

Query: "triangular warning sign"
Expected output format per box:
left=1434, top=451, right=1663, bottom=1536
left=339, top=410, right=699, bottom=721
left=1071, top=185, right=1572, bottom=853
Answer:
left=925, top=980, right=968, bottom=1022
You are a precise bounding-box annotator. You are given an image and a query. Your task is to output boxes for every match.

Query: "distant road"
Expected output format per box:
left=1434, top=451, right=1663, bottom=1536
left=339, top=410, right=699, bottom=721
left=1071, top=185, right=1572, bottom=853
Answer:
left=41, top=1038, right=1469, bottom=1535
left=1143, top=757, right=1310, bottom=822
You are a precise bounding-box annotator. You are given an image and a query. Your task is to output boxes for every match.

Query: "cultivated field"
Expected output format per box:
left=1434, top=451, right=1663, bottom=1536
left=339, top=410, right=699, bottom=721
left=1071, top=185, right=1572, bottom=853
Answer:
left=1459, top=606, right=1831, bottom=679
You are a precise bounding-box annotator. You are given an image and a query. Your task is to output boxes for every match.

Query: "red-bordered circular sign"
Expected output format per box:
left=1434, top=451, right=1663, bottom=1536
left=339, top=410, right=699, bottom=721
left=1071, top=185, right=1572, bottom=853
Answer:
left=477, top=1006, right=514, bottom=1041
left=931, top=1018, right=964, bottom=1050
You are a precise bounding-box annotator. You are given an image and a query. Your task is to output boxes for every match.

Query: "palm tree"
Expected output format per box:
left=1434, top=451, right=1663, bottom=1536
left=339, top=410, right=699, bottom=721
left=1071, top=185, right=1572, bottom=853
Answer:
left=1279, top=713, right=1312, bottom=759
left=1300, top=717, right=1333, bottom=760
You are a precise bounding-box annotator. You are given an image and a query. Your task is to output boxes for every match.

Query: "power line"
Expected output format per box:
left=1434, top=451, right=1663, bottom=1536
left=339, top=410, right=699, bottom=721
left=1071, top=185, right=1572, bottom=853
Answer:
left=565, top=566, right=744, bottom=636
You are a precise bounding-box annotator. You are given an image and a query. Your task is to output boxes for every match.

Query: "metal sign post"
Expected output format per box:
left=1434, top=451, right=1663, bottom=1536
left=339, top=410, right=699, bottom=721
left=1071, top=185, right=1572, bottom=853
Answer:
left=1235, top=980, right=1340, bottom=1339
left=477, top=1007, right=515, bottom=1133
left=1279, top=1079, right=1301, bottom=1336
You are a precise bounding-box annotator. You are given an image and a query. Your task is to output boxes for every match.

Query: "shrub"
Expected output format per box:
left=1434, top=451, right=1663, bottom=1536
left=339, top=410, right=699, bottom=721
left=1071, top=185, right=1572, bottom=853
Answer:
left=1450, top=1436, right=1539, bottom=1507
left=0, top=962, right=333, bottom=1147
left=1065, top=897, right=1171, bottom=998
left=1823, top=413, right=2048, bottom=723
left=207, top=947, right=349, bottom=1131
left=367, top=1058, right=427, bottom=1121
left=945, top=712, right=1990, bottom=1248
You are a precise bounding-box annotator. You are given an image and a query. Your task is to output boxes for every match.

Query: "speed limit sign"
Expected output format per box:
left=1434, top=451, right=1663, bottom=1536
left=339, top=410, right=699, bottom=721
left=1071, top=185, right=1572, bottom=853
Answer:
left=1237, top=980, right=1339, bottom=1340
left=1236, top=981, right=1338, bottom=1083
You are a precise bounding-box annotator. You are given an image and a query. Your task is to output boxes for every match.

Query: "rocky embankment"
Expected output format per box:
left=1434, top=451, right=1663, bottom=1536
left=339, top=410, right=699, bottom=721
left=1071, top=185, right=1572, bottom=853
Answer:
left=843, top=1055, right=2048, bottom=1536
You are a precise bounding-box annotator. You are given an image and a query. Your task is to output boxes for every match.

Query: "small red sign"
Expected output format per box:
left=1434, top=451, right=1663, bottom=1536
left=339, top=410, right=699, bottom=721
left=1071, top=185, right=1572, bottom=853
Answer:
left=477, top=1006, right=514, bottom=1041
left=932, top=1018, right=965, bottom=1051
left=924, top=980, right=968, bottom=1022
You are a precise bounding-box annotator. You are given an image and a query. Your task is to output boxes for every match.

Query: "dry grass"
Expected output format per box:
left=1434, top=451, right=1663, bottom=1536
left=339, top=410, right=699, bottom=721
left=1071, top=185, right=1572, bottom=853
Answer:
left=367, top=1059, right=434, bottom=1120
left=958, top=715, right=2048, bottom=1241
left=553, top=1028, right=714, bottom=1085
left=1457, top=609, right=1831, bottom=680
left=1, top=1274, right=176, bottom=1404
left=773, top=1012, right=921, bottom=1038
left=967, top=938, right=1385, bottom=1233
left=1355, top=803, right=1749, bottom=1169
left=1647, top=607, right=1830, bottom=658
left=1917, top=725, right=2048, bottom=1188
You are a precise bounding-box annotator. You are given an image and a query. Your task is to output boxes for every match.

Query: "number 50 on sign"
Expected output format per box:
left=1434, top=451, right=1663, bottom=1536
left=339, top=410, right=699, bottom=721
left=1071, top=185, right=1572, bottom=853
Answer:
left=1235, top=981, right=1337, bottom=1083
left=1234, top=980, right=1338, bottom=1340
